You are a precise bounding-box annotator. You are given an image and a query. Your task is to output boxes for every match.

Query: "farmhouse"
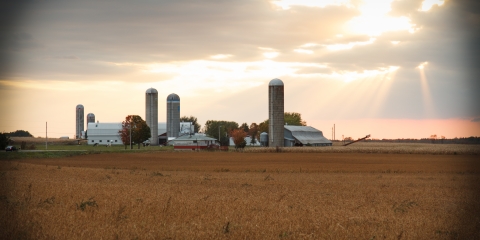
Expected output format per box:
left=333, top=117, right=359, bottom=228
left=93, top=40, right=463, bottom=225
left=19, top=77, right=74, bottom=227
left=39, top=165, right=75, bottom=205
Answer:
left=284, top=125, right=332, bottom=147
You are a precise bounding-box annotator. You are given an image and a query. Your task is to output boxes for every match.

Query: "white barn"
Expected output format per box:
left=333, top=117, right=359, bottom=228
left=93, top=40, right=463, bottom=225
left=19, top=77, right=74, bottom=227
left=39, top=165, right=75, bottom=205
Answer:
left=87, top=122, right=123, bottom=145
left=87, top=122, right=167, bottom=145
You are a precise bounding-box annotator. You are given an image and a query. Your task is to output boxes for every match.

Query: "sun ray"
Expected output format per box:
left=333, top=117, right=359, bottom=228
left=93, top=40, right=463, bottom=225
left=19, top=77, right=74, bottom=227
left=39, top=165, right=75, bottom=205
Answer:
left=417, top=62, right=435, bottom=117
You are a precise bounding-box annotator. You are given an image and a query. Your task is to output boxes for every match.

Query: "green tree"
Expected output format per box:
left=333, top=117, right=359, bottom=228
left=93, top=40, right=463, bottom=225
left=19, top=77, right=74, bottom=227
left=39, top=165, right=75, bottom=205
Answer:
left=180, top=115, right=201, bottom=133
left=249, top=122, right=259, bottom=139
left=119, top=115, right=151, bottom=149
left=7, top=130, right=33, bottom=137
left=284, top=112, right=307, bottom=126
left=203, top=120, right=239, bottom=146
left=240, top=122, right=249, bottom=133
left=0, top=133, right=11, bottom=149
left=258, top=120, right=269, bottom=134
left=258, top=112, right=307, bottom=134
left=250, top=136, right=257, bottom=146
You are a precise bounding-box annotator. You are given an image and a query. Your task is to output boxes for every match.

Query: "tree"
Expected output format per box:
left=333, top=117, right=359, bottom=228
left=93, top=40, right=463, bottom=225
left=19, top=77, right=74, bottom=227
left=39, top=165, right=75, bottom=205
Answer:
left=258, top=120, right=269, bottom=134
left=284, top=112, right=306, bottom=126
left=231, top=128, right=247, bottom=150
left=203, top=120, right=239, bottom=146
left=240, top=122, right=249, bottom=133
left=249, top=123, right=259, bottom=139
left=180, top=115, right=201, bottom=133
left=250, top=136, right=257, bottom=146
left=119, top=115, right=151, bottom=149
left=430, top=134, right=437, bottom=144
left=258, top=112, right=307, bottom=134
left=7, top=130, right=33, bottom=137
left=0, top=133, right=11, bottom=149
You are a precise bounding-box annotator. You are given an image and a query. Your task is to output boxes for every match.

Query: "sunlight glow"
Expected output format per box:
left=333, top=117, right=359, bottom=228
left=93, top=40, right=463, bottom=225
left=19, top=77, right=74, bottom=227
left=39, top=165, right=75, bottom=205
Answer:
left=294, top=49, right=314, bottom=54
left=420, top=0, right=444, bottom=11
left=210, top=54, right=233, bottom=59
left=417, top=61, right=428, bottom=69
left=417, top=62, right=435, bottom=117
left=259, top=47, right=280, bottom=59
left=270, top=0, right=351, bottom=10
left=344, top=0, right=414, bottom=36
left=330, top=66, right=399, bottom=83
left=325, top=38, right=376, bottom=51
left=263, top=52, right=280, bottom=59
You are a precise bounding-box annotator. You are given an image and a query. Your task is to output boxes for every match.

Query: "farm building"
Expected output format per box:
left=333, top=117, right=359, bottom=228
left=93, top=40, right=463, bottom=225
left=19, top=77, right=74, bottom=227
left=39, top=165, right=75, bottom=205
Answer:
left=229, top=136, right=261, bottom=146
left=87, top=122, right=167, bottom=145
left=87, top=122, right=123, bottom=145
left=284, top=126, right=332, bottom=147
left=171, top=134, right=217, bottom=150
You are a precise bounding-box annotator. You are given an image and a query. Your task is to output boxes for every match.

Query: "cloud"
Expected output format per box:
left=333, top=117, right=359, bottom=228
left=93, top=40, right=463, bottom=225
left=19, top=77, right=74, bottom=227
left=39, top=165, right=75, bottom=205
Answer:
left=472, top=117, right=480, bottom=123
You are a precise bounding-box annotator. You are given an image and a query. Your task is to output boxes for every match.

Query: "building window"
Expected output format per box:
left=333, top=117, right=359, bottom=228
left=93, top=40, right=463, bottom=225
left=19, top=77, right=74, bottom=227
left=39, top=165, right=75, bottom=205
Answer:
left=193, top=140, right=197, bottom=143
left=115, top=140, right=117, bottom=142
left=107, top=140, right=110, bottom=142
left=100, top=140, right=102, bottom=143
left=91, top=140, right=94, bottom=143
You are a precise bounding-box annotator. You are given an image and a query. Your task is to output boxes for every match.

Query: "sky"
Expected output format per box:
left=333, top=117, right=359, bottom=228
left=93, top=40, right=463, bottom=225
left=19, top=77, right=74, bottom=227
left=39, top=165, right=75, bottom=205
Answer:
left=0, top=0, right=479, bottom=140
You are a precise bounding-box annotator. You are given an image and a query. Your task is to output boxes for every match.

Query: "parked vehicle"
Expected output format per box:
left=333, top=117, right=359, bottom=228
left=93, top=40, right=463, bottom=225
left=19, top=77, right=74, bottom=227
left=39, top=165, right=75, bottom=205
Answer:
left=5, top=146, right=17, bottom=152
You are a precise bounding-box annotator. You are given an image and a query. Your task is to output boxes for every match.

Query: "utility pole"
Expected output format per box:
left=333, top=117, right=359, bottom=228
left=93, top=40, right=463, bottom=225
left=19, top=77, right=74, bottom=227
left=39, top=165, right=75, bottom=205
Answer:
left=218, top=125, right=222, bottom=145
left=46, top=122, right=48, bottom=150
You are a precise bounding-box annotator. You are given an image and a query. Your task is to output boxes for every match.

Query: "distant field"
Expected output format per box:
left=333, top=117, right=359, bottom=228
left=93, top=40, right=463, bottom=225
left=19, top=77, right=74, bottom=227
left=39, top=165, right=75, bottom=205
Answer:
left=6, top=138, right=480, bottom=155
left=1, top=152, right=479, bottom=239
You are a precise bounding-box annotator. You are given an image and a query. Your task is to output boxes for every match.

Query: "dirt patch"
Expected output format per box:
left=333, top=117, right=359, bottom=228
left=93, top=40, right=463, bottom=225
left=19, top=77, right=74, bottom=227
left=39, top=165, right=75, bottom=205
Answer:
left=16, top=152, right=480, bottom=173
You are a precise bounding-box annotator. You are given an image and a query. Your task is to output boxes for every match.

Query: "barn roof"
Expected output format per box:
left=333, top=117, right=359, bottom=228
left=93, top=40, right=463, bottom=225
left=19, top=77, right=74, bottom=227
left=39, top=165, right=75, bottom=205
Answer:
left=284, top=125, right=332, bottom=144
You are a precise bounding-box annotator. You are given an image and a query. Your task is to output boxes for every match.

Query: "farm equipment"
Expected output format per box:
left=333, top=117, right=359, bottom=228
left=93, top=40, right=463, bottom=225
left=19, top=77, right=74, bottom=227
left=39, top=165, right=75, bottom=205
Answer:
left=343, top=134, right=371, bottom=146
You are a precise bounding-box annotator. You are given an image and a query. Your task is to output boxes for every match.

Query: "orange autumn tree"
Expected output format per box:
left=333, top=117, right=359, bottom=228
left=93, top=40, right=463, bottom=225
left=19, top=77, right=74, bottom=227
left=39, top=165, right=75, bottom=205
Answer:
left=230, top=128, right=247, bottom=150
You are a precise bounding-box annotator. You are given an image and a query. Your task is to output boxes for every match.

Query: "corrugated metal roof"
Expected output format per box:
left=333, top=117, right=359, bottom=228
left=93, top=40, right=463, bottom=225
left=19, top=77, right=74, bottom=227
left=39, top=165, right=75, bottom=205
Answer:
left=284, top=126, right=331, bottom=144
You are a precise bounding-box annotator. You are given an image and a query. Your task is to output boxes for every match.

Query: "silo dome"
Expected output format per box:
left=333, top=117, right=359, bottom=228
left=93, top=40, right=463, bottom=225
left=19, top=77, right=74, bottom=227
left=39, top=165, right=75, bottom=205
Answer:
left=167, top=93, right=180, bottom=102
left=269, top=78, right=284, bottom=86
left=76, top=104, right=84, bottom=108
left=146, top=88, right=158, bottom=94
left=87, top=113, right=95, bottom=123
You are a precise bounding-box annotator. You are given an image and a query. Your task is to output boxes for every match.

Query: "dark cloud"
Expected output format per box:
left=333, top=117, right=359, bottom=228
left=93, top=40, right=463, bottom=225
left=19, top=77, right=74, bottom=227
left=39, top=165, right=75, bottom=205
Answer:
left=472, top=117, right=480, bottom=122
left=0, top=0, right=360, bottom=80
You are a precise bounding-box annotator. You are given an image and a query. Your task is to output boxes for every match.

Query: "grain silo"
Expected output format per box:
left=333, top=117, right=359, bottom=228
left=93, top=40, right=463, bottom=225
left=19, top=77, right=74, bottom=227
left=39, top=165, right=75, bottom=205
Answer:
left=146, top=88, right=159, bottom=145
left=75, top=104, right=84, bottom=139
left=268, top=78, right=284, bottom=147
left=260, top=132, right=268, bottom=147
left=167, top=93, right=180, bottom=139
left=86, top=113, right=95, bottom=123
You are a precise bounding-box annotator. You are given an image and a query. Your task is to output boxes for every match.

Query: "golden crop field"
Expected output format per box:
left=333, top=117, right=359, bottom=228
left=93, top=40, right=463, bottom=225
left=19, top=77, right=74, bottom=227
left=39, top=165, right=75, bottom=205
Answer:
left=1, top=151, right=479, bottom=239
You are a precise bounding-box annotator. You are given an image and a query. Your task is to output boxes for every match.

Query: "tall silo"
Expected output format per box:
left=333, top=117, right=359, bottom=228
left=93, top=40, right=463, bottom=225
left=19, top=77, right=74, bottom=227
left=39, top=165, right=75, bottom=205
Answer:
left=86, top=113, right=95, bottom=123
left=146, top=88, right=159, bottom=145
left=75, top=104, right=84, bottom=139
left=167, top=93, right=180, bottom=138
left=268, top=78, right=284, bottom=147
